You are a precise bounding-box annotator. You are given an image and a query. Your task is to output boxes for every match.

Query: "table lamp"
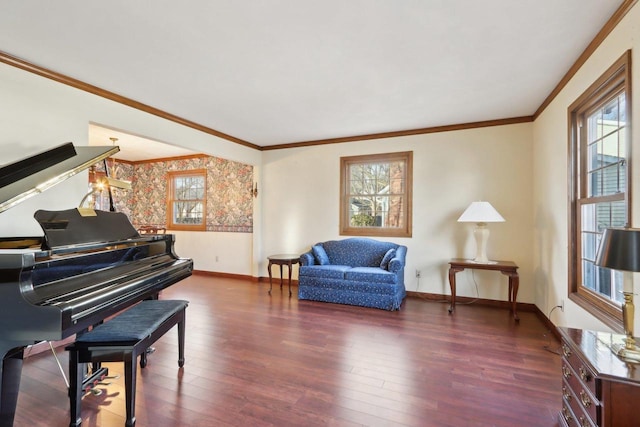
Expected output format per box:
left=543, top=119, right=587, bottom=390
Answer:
left=457, top=201, right=505, bottom=264
left=595, top=227, right=640, bottom=362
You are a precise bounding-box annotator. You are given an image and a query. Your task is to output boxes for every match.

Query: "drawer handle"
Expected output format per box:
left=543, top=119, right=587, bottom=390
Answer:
left=562, top=385, right=571, bottom=402
left=562, top=365, right=572, bottom=379
left=580, top=390, right=592, bottom=408
left=562, top=405, right=573, bottom=423
left=579, top=415, right=590, bottom=427
left=562, top=344, right=571, bottom=357
left=579, top=366, right=591, bottom=382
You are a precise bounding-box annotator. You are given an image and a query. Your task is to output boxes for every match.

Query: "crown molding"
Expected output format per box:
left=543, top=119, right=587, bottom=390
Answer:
left=534, top=0, right=638, bottom=119
left=0, top=50, right=259, bottom=151
left=262, top=116, right=534, bottom=150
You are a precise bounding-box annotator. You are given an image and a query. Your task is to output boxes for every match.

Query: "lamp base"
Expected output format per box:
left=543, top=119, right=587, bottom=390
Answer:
left=611, top=342, right=640, bottom=363
left=613, top=292, right=640, bottom=363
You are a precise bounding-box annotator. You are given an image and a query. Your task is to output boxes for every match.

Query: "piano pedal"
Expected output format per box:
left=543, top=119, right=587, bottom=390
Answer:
left=146, top=346, right=156, bottom=354
left=104, top=374, right=121, bottom=380
left=81, top=368, right=109, bottom=397
left=82, top=383, right=103, bottom=396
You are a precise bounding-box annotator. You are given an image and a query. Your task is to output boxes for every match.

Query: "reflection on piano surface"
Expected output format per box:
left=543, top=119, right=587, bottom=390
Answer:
left=0, top=143, right=193, bottom=426
left=137, top=225, right=167, bottom=235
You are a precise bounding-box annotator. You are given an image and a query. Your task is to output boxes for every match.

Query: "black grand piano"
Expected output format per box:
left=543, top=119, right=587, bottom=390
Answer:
left=0, top=143, right=193, bottom=426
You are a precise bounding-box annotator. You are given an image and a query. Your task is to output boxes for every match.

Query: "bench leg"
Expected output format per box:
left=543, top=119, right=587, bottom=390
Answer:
left=124, top=351, right=137, bottom=427
left=178, top=314, right=185, bottom=368
left=68, top=351, right=83, bottom=427
left=139, top=351, right=147, bottom=369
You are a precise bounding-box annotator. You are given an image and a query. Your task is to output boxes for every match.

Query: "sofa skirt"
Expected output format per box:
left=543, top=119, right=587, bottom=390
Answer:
left=297, top=277, right=405, bottom=311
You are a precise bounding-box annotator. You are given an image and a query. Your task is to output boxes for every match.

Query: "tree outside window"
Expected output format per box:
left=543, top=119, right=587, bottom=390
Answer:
left=340, top=152, right=412, bottom=237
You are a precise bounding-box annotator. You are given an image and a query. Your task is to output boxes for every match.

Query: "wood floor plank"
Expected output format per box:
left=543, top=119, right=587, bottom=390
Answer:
left=14, top=275, right=561, bottom=426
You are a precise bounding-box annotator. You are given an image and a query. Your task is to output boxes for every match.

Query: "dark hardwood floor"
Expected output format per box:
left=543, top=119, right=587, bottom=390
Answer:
left=15, top=275, right=561, bottom=426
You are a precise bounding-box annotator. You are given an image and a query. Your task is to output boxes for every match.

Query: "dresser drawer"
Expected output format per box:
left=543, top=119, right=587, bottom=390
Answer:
left=559, top=402, right=576, bottom=427
left=563, top=378, right=596, bottom=427
left=560, top=399, right=588, bottom=427
left=562, top=340, right=597, bottom=397
left=562, top=359, right=599, bottom=422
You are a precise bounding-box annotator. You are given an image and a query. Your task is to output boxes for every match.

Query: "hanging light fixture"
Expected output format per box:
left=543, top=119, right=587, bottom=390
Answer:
left=105, top=137, right=131, bottom=190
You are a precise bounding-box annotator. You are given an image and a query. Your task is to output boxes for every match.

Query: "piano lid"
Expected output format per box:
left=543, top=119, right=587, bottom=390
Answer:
left=0, top=142, right=119, bottom=213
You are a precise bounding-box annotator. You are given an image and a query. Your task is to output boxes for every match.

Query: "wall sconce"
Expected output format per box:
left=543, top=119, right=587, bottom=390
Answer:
left=250, top=182, right=259, bottom=198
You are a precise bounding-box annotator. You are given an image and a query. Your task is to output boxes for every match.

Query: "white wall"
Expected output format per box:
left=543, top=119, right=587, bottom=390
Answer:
left=172, top=230, right=253, bottom=275
left=0, top=60, right=258, bottom=273
left=532, top=3, right=640, bottom=331
left=261, top=124, right=535, bottom=302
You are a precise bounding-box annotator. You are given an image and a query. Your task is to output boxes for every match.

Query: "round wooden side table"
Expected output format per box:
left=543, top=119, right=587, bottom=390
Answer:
left=267, top=254, right=300, bottom=297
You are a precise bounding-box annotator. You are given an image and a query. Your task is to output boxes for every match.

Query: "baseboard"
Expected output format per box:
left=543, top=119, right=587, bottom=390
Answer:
left=533, top=305, right=561, bottom=342
left=405, top=291, right=561, bottom=343
left=193, top=270, right=259, bottom=282
left=193, top=270, right=300, bottom=285
left=405, top=290, right=538, bottom=312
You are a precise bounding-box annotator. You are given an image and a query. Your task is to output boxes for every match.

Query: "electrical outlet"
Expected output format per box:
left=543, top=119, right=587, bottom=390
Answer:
left=415, top=269, right=421, bottom=278
left=560, top=299, right=564, bottom=312
left=215, top=255, right=219, bottom=262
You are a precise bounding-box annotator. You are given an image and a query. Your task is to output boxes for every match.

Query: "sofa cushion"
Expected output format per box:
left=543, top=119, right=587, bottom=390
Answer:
left=322, top=238, right=397, bottom=267
left=344, top=267, right=397, bottom=284
left=312, top=244, right=330, bottom=265
left=380, top=248, right=396, bottom=270
left=300, top=265, right=350, bottom=280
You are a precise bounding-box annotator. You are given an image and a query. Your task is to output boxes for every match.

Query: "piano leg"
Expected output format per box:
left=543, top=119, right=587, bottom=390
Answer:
left=0, top=346, right=24, bottom=427
left=68, top=351, right=83, bottom=427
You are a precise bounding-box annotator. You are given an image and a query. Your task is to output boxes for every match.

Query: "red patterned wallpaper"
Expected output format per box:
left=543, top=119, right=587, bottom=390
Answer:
left=105, top=156, right=253, bottom=233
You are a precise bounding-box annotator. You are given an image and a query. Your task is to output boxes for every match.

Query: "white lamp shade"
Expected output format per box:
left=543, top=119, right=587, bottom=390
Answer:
left=457, top=201, right=505, bottom=223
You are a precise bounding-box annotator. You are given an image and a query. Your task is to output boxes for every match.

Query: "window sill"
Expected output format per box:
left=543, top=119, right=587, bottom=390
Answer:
left=340, top=228, right=412, bottom=238
left=569, top=292, right=623, bottom=333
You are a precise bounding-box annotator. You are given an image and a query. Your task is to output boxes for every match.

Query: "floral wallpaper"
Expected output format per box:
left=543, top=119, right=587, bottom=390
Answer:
left=104, top=155, right=253, bottom=233
left=113, top=161, right=134, bottom=218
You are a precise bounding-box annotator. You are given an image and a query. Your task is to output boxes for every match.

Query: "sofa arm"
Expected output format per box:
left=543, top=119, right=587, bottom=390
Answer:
left=300, top=251, right=315, bottom=266
left=388, top=245, right=407, bottom=273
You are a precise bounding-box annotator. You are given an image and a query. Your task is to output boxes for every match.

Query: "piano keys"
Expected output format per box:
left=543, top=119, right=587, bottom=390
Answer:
left=0, top=143, right=193, bottom=426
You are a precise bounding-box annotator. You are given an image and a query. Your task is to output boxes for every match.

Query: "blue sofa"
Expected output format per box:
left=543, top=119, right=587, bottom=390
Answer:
left=298, top=238, right=407, bottom=310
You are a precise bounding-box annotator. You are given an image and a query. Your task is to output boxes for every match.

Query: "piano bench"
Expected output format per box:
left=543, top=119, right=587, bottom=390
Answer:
left=66, top=299, right=188, bottom=427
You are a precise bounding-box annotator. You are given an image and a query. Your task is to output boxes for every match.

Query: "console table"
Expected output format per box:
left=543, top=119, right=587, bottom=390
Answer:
left=447, top=258, right=519, bottom=320
left=267, top=254, right=300, bottom=297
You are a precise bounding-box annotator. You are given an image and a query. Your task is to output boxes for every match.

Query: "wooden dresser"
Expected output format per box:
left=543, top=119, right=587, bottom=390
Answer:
left=558, top=327, right=640, bottom=426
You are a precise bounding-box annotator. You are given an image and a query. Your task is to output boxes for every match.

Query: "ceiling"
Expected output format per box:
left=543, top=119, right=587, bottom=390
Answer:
left=88, top=124, right=198, bottom=162
left=0, top=1, right=626, bottom=149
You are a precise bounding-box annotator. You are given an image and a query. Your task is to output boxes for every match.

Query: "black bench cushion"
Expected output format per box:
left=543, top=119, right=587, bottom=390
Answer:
left=76, top=299, right=188, bottom=343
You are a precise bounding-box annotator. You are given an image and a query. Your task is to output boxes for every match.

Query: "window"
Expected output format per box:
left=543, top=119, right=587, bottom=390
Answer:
left=568, top=51, right=631, bottom=330
left=340, top=151, right=412, bottom=237
left=167, top=169, right=206, bottom=231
